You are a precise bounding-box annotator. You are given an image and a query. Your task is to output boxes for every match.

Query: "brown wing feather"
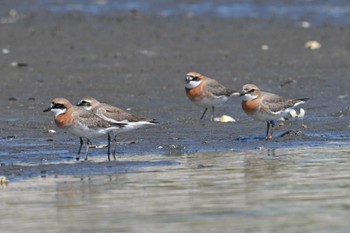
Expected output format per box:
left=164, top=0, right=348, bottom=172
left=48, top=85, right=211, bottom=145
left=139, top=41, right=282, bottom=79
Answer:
left=262, top=92, right=306, bottom=112
left=98, top=103, right=153, bottom=123
left=73, top=107, right=119, bottom=128
left=204, top=78, right=235, bottom=97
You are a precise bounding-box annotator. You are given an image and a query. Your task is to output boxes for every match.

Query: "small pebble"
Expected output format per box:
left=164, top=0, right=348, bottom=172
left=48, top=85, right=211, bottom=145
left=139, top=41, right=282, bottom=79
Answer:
left=261, top=44, right=269, bottom=51
left=338, top=95, right=348, bottom=99
left=11, top=62, right=28, bottom=67
left=280, top=130, right=304, bottom=138
left=2, top=48, right=10, bottom=54
left=9, top=9, right=17, bottom=17
left=280, top=79, right=296, bottom=87
left=301, top=21, right=311, bottom=28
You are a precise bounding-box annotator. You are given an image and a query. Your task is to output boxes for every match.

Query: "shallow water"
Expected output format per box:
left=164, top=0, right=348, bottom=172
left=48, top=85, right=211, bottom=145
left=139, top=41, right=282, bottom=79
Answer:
left=2, top=146, right=350, bottom=233
left=2, top=0, right=350, bottom=25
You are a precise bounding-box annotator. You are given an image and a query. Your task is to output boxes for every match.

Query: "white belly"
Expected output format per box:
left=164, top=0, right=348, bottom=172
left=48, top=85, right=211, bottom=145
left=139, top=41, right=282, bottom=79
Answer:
left=109, top=121, right=154, bottom=135
left=194, top=95, right=228, bottom=108
left=250, top=108, right=292, bottom=122
left=65, top=124, right=115, bottom=139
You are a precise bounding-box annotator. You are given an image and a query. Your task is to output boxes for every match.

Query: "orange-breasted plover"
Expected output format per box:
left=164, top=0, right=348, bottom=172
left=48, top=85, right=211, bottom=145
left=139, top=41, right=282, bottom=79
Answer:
left=77, top=97, right=158, bottom=159
left=185, top=72, right=237, bottom=121
left=44, top=98, right=126, bottom=160
left=238, top=84, right=309, bottom=139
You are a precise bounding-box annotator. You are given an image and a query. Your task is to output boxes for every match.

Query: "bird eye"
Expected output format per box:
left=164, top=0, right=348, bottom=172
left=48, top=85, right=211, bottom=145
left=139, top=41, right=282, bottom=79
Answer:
left=78, top=101, right=89, bottom=106
left=53, top=103, right=65, bottom=109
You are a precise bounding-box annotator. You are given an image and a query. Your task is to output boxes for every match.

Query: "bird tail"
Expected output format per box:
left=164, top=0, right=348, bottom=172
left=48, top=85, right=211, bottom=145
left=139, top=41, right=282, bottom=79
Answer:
left=293, top=98, right=309, bottom=108
left=149, top=119, right=159, bottom=124
left=112, top=122, right=128, bottom=128
left=297, top=98, right=310, bottom=102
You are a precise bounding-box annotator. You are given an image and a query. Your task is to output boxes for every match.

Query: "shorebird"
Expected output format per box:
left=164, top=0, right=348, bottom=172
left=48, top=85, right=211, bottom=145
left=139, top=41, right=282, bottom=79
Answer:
left=185, top=72, right=237, bottom=121
left=238, top=84, right=308, bottom=139
left=77, top=97, right=158, bottom=159
left=44, top=98, right=126, bottom=160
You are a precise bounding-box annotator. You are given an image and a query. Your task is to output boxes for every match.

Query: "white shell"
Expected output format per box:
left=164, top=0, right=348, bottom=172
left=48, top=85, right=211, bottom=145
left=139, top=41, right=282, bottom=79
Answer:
left=214, top=115, right=236, bottom=123
left=289, top=108, right=305, bottom=118
left=305, top=41, right=321, bottom=50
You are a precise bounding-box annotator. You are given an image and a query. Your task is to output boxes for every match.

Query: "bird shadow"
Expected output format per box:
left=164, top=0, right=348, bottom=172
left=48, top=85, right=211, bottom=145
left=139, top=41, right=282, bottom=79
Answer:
left=234, top=130, right=304, bottom=142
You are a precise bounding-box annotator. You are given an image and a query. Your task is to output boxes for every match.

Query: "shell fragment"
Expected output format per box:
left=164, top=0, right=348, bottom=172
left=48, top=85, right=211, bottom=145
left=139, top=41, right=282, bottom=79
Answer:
left=214, top=115, right=236, bottom=123
left=289, top=108, right=305, bottom=118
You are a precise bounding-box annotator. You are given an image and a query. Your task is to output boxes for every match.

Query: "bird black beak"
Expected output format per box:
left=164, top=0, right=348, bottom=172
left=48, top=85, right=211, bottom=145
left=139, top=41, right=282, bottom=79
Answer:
left=239, top=89, right=254, bottom=96
left=185, top=76, right=192, bottom=83
left=77, top=101, right=88, bottom=107
left=43, top=107, right=52, bottom=112
left=238, top=91, right=247, bottom=96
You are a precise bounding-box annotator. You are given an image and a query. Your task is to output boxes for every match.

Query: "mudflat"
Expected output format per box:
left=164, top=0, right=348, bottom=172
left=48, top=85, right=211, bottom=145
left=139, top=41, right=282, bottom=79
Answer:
left=1, top=10, right=350, bottom=179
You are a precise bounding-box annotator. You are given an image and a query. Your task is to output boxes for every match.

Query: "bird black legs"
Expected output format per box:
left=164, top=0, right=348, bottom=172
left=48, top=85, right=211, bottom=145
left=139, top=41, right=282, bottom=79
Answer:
left=84, top=139, right=92, bottom=160
left=77, top=137, right=84, bottom=155
left=107, top=133, right=111, bottom=161
left=76, top=137, right=92, bottom=160
left=200, top=106, right=215, bottom=121
left=76, top=137, right=84, bottom=160
left=266, top=120, right=276, bottom=140
left=200, top=108, right=208, bottom=120
left=112, top=135, right=118, bottom=161
left=75, top=134, right=119, bottom=161
left=106, top=133, right=118, bottom=161
left=76, top=137, right=114, bottom=161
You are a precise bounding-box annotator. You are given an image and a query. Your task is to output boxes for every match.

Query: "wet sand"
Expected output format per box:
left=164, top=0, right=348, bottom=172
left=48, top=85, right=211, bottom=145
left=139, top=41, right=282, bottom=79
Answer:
left=1, top=11, right=350, bottom=179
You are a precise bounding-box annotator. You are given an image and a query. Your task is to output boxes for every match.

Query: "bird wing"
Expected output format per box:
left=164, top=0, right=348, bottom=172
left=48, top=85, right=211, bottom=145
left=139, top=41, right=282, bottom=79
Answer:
left=74, top=107, right=125, bottom=128
left=205, top=78, right=235, bottom=97
left=261, top=92, right=305, bottom=113
left=98, top=103, right=154, bottom=123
